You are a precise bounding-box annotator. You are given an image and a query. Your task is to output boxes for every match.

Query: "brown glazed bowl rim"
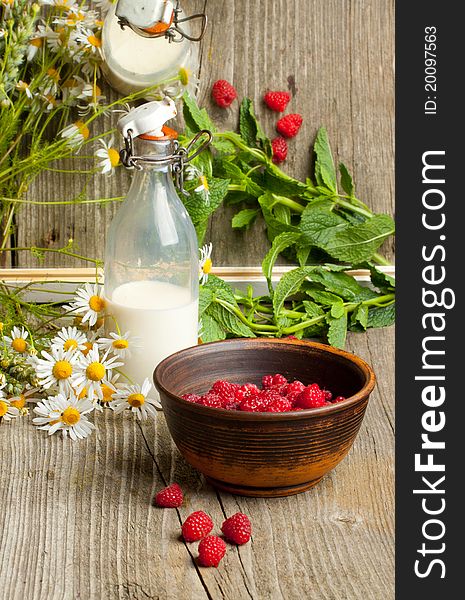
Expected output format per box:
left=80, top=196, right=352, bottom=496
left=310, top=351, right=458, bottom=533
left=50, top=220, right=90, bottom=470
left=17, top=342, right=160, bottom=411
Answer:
left=153, top=338, right=377, bottom=421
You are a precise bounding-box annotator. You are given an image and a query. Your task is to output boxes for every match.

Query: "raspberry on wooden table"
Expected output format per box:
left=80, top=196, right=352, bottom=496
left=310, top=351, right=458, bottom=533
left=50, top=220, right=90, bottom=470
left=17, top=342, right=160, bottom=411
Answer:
left=263, top=91, right=291, bottom=112
left=154, top=483, right=183, bottom=508
left=211, top=79, right=237, bottom=108
left=271, top=137, right=288, bottom=164
left=182, top=511, right=214, bottom=542
left=276, top=114, right=303, bottom=138
left=197, top=535, right=227, bottom=567
left=221, top=513, right=252, bottom=545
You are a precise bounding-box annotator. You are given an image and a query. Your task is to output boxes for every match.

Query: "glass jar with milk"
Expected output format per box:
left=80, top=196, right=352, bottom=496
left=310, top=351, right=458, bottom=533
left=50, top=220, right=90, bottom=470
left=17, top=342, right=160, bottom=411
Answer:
left=101, top=0, right=207, bottom=97
left=104, top=98, right=212, bottom=385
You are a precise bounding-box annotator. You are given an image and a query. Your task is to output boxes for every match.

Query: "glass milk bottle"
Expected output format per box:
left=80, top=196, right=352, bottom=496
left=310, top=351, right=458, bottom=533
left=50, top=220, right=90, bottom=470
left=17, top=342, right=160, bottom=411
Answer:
left=104, top=98, right=210, bottom=385
left=101, top=0, right=207, bottom=97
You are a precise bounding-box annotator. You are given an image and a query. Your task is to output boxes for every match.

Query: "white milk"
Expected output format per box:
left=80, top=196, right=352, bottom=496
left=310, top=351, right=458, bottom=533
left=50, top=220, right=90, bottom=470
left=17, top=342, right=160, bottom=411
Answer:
left=105, top=280, right=198, bottom=385
left=102, top=9, right=191, bottom=95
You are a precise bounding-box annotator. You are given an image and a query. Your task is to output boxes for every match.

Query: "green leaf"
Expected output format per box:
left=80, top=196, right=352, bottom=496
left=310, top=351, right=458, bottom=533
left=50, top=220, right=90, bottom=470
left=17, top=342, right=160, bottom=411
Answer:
left=199, top=287, right=214, bottom=315
left=305, top=289, right=344, bottom=306
left=300, top=201, right=348, bottom=247
left=369, top=265, right=396, bottom=292
left=239, top=98, right=272, bottom=157
left=339, top=162, right=354, bottom=196
left=206, top=303, right=256, bottom=338
left=273, top=267, right=317, bottom=316
left=367, top=302, right=395, bottom=328
left=323, top=214, right=395, bottom=263
left=296, top=244, right=311, bottom=267
left=200, top=313, right=227, bottom=343
left=326, top=312, right=348, bottom=348
left=182, top=178, right=230, bottom=232
left=307, top=269, right=378, bottom=302
left=258, top=192, right=300, bottom=242
left=350, top=303, right=368, bottom=330
left=182, top=92, right=215, bottom=133
left=203, top=274, right=236, bottom=304
left=262, top=232, right=301, bottom=294
left=232, top=208, right=260, bottom=229
left=314, top=128, right=337, bottom=193
left=302, top=300, right=325, bottom=318
left=263, top=163, right=309, bottom=197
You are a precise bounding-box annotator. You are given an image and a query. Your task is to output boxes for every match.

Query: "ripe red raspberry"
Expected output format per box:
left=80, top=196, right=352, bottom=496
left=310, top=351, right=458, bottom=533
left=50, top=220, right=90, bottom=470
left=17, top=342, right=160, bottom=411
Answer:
left=198, top=393, right=223, bottom=408
left=221, top=513, right=252, bottom=545
left=234, top=383, right=260, bottom=403
left=285, top=380, right=305, bottom=400
left=239, top=395, right=268, bottom=412
left=271, top=137, right=288, bottom=164
left=276, top=114, right=303, bottom=138
left=263, top=91, right=291, bottom=112
left=154, top=483, right=183, bottom=508
left=272, top=374, right=288, bottom=388
left=334, top=396, right=346, bottom=403
left=197, top=535, right=227, bottom=567
left=262, top=374, right=274, bottom=389
left=182, top=511, right=214, bottom=542
left=211, top=79, right=237, bottom=108
left=323, top=389, right=333, bottom=402
left=181, top=393, right=201, bottom=403
left=266, top=397, right=293, bottom=412
left=211, top=380, right=238, bottom=402
left=295, top=383, right=326, bottom=408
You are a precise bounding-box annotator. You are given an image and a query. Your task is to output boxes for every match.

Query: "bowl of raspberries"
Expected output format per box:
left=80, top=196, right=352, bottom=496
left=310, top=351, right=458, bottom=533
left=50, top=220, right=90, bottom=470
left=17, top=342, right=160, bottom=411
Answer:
left=153, top=338, right=376, bottom=497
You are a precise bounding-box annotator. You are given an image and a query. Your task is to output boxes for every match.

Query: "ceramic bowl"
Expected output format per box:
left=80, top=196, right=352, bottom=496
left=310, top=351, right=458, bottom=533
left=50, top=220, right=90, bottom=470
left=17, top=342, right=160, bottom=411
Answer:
left=153, top=338, right=376, bottom=497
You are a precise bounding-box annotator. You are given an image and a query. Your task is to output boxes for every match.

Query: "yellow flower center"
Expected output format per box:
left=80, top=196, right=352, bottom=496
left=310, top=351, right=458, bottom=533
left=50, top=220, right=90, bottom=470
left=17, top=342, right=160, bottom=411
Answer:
left=89, top=295, right=105, bottom=312
left=61, top=407, right=81, bottom=426
left=112, top=339, right=128, bottom=350
left=52, top=360, right=73, bottom=380
left=179, top=67, right=190, bottom=86
left=47, top=67, right=60, bottom=82
left=202, top=258, right=212, bottom=275
left=101, top=384, right=115, bottom=403
left=75, top=121, right=90, bottom=140
left=95, top=19, right=104, bottom=28
left=16, top=81, right=29, bottom=92
left=78, top=387, right=88, bottom=399
left=86, top=362, right=105, bottom=382
left=63, top=339, right=78, bottom=351
left=127, top=393, right=145, bottom=408
left=87, top=34, right=101, bottom=48
left=0, top=401, right=8, bottom=418
left=108, top=148, right=120, bottom=168
left=10, top=395, right=26, bottom=410
left=30, top=38, right=43, bottom=48
left=199, top=175, right=209, bottom=191
left=82, top=341, right=93, bottom=356
left=12, top=338, right=27, bottom=353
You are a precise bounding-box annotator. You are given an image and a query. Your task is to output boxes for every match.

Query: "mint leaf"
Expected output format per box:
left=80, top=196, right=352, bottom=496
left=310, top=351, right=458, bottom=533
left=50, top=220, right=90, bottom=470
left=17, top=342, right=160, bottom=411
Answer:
left=369, top=265, right=396, bottom=292
left=273, top=266, right=317, bottom=316
left=300, top=201, right=348, bottom=247
left=350, top=303, right=369, bottom=330
left=367, top=302, right=395, bottom=328
left=326, top=312, right=348, bottom=348
left=302, top=300, right=325, bottom=318
left=206, top=303, right=256, bottom=338
left=314, top=128, right=337, bottom=193
left=305, top=289, right=344, bottom=306
left=232, top=208, right=260, bottom=229
left=323, top=214, right=395, bottom=263
left=339, top=162, right=354, bottom=196
left=258, top=193, right=300, bottom=242
left=199, top=287, right=214, bottom=315
left=201, top=313, right=226, bottom=343
left=203, top=273, right=236, bottom=304
left=182, top=177, right=230, bottom=243
left=307, top=269, right=378, bottom=302
left=239, top=98, right=272, bottom=157
left=296, top=243, right=311, bottom=267
left=262, top=232, right=301, bottom=295
left=182, top=92, right=215, bottom=133
left=263, top=163, right=309, bottom=197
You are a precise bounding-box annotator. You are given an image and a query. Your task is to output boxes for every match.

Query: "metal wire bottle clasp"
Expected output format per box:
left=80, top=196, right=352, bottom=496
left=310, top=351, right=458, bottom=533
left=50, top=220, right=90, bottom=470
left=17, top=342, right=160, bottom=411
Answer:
left=117, top=1, right=207, bottom=43
left=119, top=129, right=213, bottom=196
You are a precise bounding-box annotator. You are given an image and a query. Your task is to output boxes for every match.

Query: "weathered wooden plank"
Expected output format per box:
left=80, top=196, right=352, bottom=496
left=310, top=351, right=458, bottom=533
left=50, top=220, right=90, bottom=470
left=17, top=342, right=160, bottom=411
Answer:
left=16, top=0, right=394, bottom=268
left=1, top=327, right=393, bottom=599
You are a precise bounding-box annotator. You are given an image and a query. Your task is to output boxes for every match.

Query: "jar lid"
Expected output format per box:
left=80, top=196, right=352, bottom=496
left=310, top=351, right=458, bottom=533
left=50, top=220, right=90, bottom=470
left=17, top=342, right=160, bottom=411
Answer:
left=117, top=97, right=177, bottom=139
left=116, top=0, right=174, bottom=31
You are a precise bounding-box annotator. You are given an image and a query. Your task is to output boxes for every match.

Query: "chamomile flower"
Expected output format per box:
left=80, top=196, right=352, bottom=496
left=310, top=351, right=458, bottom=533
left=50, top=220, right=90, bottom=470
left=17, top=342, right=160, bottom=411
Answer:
left=93, top=0, right=117, bottom=15
left=95, top=137, right=120, bottom=175
left=33, top=392, right=95, bottom=440
left=97, top=331, right=141, bottom=360
left=4, top=326, right=29, bottom=354
left=199, top=243, right=213, bottom=285
left=71, top=27, right=102, bottom=55
left=0, top=398, right=19, bottom=422
left=66, top=283, right=106, bottom=326
left=51, top=326, right=88, bottom=352
left=110, top=378, right=161, bottom=421
left=27, top=36, right=43, bottom=61
left=73, top=344, right=123, bottom=401
left=15, top=80, right=34, bottom=99
left=38, top=67, right=61, bottom=96
left=60, top=120, right=90, bottom=148
left=8, top=387, right=41, bottom=415
left=35, top=346, right=83, bottom=393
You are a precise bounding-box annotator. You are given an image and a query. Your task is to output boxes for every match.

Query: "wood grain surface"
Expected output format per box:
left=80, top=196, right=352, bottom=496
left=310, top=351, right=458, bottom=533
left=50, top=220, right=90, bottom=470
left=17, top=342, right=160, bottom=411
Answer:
left=1, top=1, right=395, bottom=598
left=0, top=327, right=394, bottom=600
left=16, top=0, right=394, bottom=268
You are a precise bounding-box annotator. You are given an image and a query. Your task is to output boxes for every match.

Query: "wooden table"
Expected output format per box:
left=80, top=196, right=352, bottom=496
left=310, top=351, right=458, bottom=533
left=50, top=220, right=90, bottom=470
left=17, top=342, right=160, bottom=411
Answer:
left=1, top=0, right=394, bottom=597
